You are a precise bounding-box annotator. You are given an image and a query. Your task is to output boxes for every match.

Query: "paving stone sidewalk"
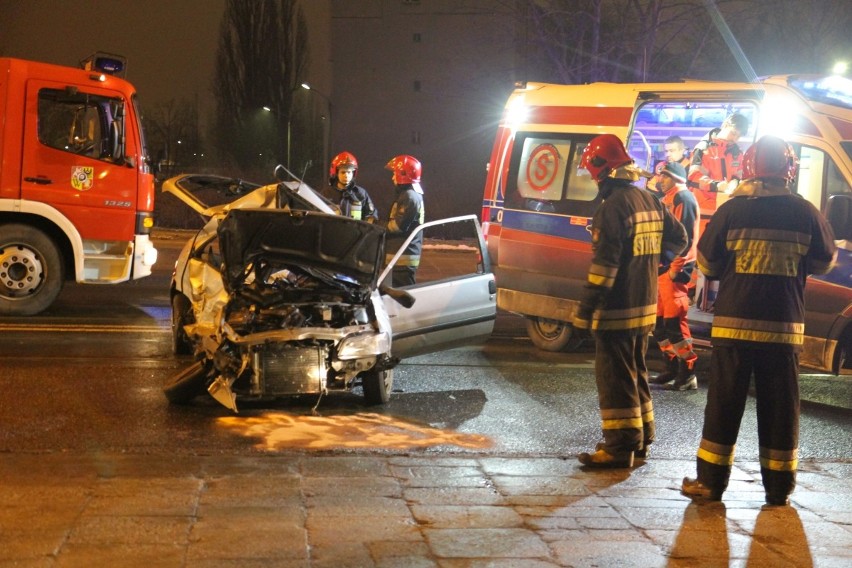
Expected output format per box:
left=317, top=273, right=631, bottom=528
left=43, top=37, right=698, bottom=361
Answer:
left=0, top=452, right=850, bottom=567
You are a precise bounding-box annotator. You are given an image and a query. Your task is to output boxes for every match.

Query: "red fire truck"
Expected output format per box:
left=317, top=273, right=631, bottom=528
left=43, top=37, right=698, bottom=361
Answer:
left=0, top=54, right=157, bottom=315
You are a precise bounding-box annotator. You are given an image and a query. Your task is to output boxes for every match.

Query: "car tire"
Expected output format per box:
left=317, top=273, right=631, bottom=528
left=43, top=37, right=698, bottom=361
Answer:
left=0, top=225, right=64, bottom=316
left=163, top=360, right=209, bottom=404
left=526, top=317, right=583, bottom=352
left=362, top=368, right=393, bottom=405
left=171, top=293, right=195, bottom=356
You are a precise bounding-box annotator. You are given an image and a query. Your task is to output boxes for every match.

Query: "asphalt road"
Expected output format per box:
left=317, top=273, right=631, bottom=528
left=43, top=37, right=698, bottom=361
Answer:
left=0, top=231, right=848, bottom=461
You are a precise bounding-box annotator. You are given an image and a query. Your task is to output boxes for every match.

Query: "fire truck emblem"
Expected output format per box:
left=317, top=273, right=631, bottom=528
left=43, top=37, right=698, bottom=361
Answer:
left=71, top=166, right=94, bottom=191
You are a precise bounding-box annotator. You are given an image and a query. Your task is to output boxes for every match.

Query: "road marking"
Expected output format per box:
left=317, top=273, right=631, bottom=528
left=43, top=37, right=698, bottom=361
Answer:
left=0, top=323, right=165, bottom=333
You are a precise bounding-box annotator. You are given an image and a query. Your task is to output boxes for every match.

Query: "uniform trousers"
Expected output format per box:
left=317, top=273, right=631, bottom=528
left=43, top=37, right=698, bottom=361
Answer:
left=594, top=330, right=655, bottom=453
left=696, top=344, right=800, bottom=498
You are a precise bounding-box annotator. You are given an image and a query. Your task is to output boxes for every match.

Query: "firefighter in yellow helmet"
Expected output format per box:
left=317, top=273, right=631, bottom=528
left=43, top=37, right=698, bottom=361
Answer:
left=383, top=155, right=425, bottom=287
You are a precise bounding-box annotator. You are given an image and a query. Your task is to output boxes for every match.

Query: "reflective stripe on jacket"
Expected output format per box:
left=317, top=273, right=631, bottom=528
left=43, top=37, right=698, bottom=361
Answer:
left=697, top=179, right=837, bottom=348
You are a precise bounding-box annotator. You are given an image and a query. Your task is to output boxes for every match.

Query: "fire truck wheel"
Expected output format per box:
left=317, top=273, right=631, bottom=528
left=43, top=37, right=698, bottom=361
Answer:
left=163, top=360, right=210, bottom=404
left=171, top=293, right=195, bottom=355
left=362, top=368, right=393, bottom=405
left=526, top=317, right=582, bottom=352
left=0, top=225, right=64, bottom=316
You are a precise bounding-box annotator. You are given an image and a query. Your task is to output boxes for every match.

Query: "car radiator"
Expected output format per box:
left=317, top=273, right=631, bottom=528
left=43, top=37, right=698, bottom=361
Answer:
left=259, top=344, right=328, bottom=395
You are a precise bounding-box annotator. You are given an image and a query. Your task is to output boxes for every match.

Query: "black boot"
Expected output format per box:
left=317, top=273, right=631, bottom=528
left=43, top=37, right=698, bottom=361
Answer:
left=650, top=355, right=678, bottom=385
left=667, top=359, right=698, bottom=391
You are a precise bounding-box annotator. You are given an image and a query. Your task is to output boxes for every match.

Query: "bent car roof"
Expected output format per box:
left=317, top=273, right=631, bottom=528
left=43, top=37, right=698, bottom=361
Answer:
left=217, top=209, right=386, bottom=290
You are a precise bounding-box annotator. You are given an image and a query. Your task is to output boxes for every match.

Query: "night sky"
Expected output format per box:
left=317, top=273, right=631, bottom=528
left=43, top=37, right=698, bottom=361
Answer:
left=0, top=0, right=225, bottom=118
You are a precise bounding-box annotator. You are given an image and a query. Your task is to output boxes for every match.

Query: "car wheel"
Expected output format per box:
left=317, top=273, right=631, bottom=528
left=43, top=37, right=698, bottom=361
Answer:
left=526, top=317, right=583, bottom=352
left=0, top=224, right=64, bottom=316
left=163, top=360, right=210, bottom=404
left=362, top=368, right=393, bottom=405
left=171, top=293, right=195, bottom=356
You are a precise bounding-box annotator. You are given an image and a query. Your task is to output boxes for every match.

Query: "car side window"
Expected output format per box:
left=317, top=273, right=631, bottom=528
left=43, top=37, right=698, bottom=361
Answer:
left=383, top=216, right=486, bottom=287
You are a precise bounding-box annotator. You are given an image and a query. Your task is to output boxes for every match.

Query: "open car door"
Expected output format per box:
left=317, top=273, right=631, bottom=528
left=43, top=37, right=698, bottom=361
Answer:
left=380, top=215, right=497, bottom=359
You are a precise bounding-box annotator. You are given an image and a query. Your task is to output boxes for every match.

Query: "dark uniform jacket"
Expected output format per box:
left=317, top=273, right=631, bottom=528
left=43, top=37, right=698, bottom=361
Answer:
left=575, top=179, right=688, bottom=333
left=697, top=180, right=837, bottom=350
left=385, top=185, right=425, bottom=267
left=332, top=183, right=378, bottom=222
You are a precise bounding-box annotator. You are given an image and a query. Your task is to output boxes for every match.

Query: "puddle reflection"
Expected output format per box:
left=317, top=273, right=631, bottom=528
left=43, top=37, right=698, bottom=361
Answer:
left=217, top=411, right=493, bottom=451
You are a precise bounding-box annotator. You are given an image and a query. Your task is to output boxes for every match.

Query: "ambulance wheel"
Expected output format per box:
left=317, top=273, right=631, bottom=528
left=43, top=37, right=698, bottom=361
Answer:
left=833, top=328, right=852, bottom=374
left=526, top=317, right=582, bottom=352
left=0, top=225, right=64, bottom=316
left=362, top=368, right=393, bottom=405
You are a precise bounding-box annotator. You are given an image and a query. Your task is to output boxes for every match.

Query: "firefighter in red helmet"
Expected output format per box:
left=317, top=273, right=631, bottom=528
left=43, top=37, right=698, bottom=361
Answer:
left=573, top=134, right=687, bottom=468
left=383, top=155, right=425, bottom=287
left=682, top=135, right=837, bottom=506
left=328, top=151, right=378, bottom=223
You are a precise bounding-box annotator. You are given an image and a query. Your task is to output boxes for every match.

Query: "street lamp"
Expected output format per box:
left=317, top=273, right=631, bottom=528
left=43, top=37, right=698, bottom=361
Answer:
left=301, top=82, right=332, bottom=173
left=263, top=105, right=291, bottom=168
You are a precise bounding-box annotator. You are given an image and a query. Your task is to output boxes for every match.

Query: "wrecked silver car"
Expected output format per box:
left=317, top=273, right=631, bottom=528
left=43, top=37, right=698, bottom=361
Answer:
left=162, top=170, right=496, bottom=412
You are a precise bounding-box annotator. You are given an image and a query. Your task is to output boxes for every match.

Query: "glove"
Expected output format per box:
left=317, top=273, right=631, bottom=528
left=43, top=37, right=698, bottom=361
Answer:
left=572, top=309, right=593, bottom=341
left=668, top=257, right=686, bottom=280
left=716, top=179, right=739, bottom=194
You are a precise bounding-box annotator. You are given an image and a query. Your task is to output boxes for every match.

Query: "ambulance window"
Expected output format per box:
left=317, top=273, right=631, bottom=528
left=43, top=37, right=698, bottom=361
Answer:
left=793, top=145, right=852, bottom=210
left=794, top=146, right=825, bottom=208
left=515, top=137, right=570, bottom=204
left=37, top=88, right=123, bottom=162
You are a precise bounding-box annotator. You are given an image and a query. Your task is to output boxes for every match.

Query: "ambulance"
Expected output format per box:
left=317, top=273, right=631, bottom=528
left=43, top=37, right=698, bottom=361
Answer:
left=481, top=75, right=852, bottom=374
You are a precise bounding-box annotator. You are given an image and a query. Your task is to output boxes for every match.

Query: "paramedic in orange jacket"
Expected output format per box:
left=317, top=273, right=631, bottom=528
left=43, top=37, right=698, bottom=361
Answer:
left=681, top=136, right=837, bottom=507
left=572, top=134, right=687, bottom=468
left=648, top=162, right=700, bottom=391
left=688, top=113, right=749, bottom=222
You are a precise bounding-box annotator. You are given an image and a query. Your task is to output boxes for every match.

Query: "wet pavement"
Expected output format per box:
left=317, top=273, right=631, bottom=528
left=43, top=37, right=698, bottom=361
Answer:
left=1, top=451, right=849, bottom=567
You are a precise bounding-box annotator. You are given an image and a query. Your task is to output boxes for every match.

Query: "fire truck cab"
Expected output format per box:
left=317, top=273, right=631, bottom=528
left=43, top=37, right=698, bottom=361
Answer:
left=481, top=75, right=852, bottom=374
left=0, top=54, right=157, bottom=315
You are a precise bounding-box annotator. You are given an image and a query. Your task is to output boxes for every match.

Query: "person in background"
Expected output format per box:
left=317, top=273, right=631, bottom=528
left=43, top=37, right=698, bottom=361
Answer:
left=572, top=134, right=687, bottom=468
left=647, top=136, right=691, bottom=197
left=327, top=151, right=378, bottom=223
left=688, top=113, right=749, bottom=219
left=648, top=162, right=700, bottom=391
left=384, top=155, right=425, bottom=287
left=681, top=135, right=837, bottom=507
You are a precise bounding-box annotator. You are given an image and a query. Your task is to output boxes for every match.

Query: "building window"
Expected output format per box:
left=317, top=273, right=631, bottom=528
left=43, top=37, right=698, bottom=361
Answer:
left=413, top=33, right=421, bottom=43
left=413, top=80, right=421, bottom=92
left=412, top=131, right=421, bottom=144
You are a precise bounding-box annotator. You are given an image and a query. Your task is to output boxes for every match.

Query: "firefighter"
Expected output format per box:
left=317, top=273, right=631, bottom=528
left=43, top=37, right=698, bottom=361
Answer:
left=648, top=161, right=700, bottom=391
left=647, top=135, right=691, bottom=197
left=384, top=154, right=425, bottom=287
left=327, top=151, right=378, bottom=223
left=681, top=135, right=837, bottom=506
left=688, top=113, right=749, bottom=220
left=572, top=134, right=687, bottom=468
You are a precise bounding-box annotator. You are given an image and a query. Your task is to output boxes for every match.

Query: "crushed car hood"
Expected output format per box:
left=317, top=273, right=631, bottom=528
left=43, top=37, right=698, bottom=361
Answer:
left=217, top=209, right=386, bottom=291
